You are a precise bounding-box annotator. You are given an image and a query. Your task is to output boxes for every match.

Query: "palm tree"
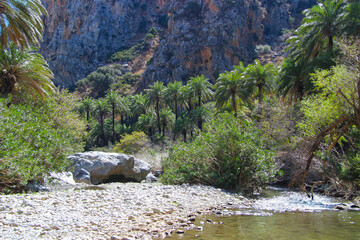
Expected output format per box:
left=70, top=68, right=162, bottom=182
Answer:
left=0, top=0, right=47, bottom=48
left=341, top=1, right=360, bottom=36
left=180, top=84, right=195, bottom=114
left=215, top=62, right=246, bottom=117
left=159, top=108, right=175, bottom=137
left=174, top=115, right=189, bottom=142
left=93, top=98, right=109, bottom=146
left=165, top=81, right=183, bottom=120
left=0, top=42, right=55, bottom=101
left=106, top=90, right=121, bottom=143
left=188, top=74, right=213, bottom=108
left=132, top=93, right=147, bottom=116
left=80, top=97, right=93, bottom=122
left=145, top=81, right=166, bottom=134
left=277, top=58, right=308, bottom=103
left=137, top=110, right=157, bottom=137
left=245, top=60, right=276, bottom=104
left=289, top=0, right=345, bottom=61
left=118, top=95, right=131, bottom=126
left=189, top=105, right=211, bottom=132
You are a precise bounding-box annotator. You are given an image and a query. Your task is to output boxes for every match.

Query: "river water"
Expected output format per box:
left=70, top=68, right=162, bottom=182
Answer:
left=167, top=187, right=360, bottom=240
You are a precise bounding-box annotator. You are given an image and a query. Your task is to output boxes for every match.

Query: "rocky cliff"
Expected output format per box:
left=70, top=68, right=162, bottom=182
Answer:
left=40, top=0, right=317, bottom=89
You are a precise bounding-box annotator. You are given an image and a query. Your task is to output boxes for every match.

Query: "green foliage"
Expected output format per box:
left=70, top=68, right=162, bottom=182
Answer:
left=76, top=65, right=122, bottom=98
left=0, top=0, right=47, bottom=49
left=161, top=113, right=278, bottom=194
left=255, top=44, right=272, bottom=55
left=298, top=64, right=357, bottom=137
left=0, top=91, right=86, bottom=192
left=109, top=41, right=147, bottom=63
left=113, top=131, right=150, bottom=154
left=0, top=42, right=55, bottom=100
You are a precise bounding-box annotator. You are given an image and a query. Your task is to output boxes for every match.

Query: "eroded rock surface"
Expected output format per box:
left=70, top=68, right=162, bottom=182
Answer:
left=69, top=151, right=151, bottom=184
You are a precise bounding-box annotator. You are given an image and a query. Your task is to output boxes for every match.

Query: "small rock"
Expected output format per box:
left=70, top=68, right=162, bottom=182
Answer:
left=176, top=230, right=185, bottom=234
left=206, top=219, right=212, bottom=223
left=196, top=226, right=203, bottom=231
left=145, top=173, right=157, bottom=183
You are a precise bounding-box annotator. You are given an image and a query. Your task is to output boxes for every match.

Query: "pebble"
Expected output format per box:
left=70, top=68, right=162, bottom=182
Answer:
left=0, top=183, right=248, bottom=239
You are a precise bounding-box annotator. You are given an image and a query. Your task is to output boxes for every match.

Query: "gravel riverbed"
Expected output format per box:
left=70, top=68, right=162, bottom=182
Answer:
left=0, top=183, right=250, bottom=240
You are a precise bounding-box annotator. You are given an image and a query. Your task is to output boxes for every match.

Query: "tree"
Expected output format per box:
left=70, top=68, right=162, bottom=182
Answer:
left=106, top=90, right=120, bottom=143
left=174, top=115, right=189, bottom=142
left=137, top=110, right=157, bottom=137
left=245, top=60, right=276, bottom=104
left=277, top=58, right=309, bottom=103
left=93, top=98, right=109, bottom=146
left=131, top=93, right=147, bottom=116
left=189, top=75, right=213, bottom=131
left=215, top=62, right=246, bottom=117
left=79, top=97, right=93, bottom=122
left=342, top=0, right=360, bottom=36
left=180, top=84, right=195, bottom=114
left=297, top=40, right=360, bottom=198
left=288, top=0, right=345, bottom=61
left=0, top=0, right=47, bottom=49
left=0, top=42, right=55, bottom=102
left=189, top=105, right=212, bottom=132
left=159, top=108, right=175, bottom=137
left=145, top=81, right=166, bottom=134
left=189, top=74, right=213, bottom=108
left=165, top=81, right=183, bottom=120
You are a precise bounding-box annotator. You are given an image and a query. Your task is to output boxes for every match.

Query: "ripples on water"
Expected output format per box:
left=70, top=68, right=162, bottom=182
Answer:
left=251, top=187, right=340, bottom=213
left=167, top=187, right=360, bottom=240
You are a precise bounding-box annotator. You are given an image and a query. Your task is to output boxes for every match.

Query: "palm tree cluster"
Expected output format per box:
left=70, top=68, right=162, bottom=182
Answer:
left=80, top=59, right=279, bottom=148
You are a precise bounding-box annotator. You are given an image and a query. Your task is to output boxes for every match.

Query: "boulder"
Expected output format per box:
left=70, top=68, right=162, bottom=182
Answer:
left=68, top=151, right=151, bottom=185
left=73, top=169, right=91, bottom=185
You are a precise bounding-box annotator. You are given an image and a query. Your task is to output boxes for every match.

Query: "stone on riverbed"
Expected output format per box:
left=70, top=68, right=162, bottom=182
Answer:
left=68, top=151, right=151, bottom=184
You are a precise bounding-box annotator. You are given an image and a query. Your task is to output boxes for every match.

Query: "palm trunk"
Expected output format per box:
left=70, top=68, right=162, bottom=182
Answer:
left=100, top=114, right=106, bottom=146
left=112, top=105, right=115, bottom=143
left=175, top=98, right=178, bottom=120
left=162, top=123, right=166, bottom=136
left=258, top=84, right=263, bottom=104
left=232, top=93, right=237, bottom=117
left=156, top=101, right=161, bottom=134
left=328, top=34, right=333, bottom=53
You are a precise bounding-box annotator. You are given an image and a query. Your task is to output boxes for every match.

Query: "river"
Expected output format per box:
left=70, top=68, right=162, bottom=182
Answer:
left=167, top=187, right=360, bottom=240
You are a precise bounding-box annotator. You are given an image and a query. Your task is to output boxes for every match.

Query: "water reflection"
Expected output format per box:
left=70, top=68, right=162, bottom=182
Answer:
left=166, top=188, right=360, bottom=240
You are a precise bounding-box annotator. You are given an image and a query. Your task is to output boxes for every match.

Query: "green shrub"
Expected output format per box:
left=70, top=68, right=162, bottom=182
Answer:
left=113, top=131, right=150, bottom=154
left=108, top=42, right=147, bottom=63
left=161, top=113, right=278, bottom=194
left=0, top=91, right=86, bottom=193
left=255, top=44, right=272, bottom=55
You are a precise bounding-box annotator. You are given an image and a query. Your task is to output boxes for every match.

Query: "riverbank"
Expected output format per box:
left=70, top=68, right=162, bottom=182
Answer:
left=0, top=182, right=250, bottom=240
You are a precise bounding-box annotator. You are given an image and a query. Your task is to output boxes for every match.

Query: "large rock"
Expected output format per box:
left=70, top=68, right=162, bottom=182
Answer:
left=68, top=151, right=151, bottom=184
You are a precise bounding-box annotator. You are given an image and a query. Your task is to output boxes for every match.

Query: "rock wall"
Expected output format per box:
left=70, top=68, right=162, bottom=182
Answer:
left=40, top=0, right=159, bottom=87
left=40, top=0, right=317, bottom=88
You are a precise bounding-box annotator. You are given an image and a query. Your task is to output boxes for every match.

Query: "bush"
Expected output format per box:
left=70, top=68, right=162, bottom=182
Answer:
left=113, top=131, right=150, bottom=154
left=161, top=113, right=278, bottom=194
left=0, top=92, right=86, bottom=193
left=108, top=42, right=147, bottom=63
left=255, top=44, right=272, bottom=55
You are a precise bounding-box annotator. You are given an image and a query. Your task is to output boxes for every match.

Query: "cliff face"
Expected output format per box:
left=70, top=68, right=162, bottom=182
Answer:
left=40, top=0, right=316, bottom=88
left=40, top=0, right=159, bottom=87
